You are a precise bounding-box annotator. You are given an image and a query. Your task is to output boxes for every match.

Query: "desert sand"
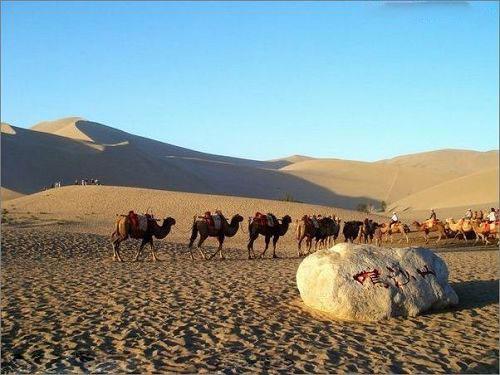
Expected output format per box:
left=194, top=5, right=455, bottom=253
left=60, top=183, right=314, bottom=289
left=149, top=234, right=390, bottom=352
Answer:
left=1, top=186, right=498, bottom=373
left=2, top=117, right=498, bottom=215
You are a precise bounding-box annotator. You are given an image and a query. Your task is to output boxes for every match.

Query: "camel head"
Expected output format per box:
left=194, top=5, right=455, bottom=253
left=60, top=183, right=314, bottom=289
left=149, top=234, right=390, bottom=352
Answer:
left=163, top=217, right=176, bottom=227
left=282, top=215, right=292, bottom=225
left=231, top=214, right=244, bottom=224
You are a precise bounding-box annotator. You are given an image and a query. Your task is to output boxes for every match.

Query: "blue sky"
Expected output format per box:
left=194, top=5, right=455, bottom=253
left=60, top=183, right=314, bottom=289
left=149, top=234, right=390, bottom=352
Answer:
left=1, top=1, right=498, bottom=161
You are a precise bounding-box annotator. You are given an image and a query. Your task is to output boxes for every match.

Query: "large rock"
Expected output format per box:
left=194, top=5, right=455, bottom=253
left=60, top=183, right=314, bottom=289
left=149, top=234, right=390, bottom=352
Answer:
left=296, top=243, right=458, bottom=321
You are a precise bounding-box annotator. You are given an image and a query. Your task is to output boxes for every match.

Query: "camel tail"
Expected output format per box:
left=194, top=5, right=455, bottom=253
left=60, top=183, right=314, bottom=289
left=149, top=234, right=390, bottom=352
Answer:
left=189, top=216, right=198, bottom=245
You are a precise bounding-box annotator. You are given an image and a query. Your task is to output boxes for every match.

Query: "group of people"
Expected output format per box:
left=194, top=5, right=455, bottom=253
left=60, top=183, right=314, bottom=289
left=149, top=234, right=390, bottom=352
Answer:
left=43, top=181, right=62, bottom=190
left=464, top=208, right=498, bottom=222
left=388, top=207, right=499, bottom=227
left=74, top=178, right=101, bottom=186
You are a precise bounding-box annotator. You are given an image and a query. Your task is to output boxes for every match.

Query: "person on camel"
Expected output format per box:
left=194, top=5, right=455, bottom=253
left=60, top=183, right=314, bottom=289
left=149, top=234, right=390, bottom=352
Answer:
left=390, top=212, right=399, bottom=228
left=478, top=210, right=484, bottom=220
left=487, top=208, right=496, bottom=223
left=429, top=209, right=437, bottom=222
left=464, top=208, right=473, bottom=220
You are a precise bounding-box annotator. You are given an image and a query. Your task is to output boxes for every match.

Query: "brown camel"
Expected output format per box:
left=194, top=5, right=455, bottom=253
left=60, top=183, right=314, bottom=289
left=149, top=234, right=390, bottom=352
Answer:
left=470, top=220, right=499, bottom=245
left=295, top=215, right=318, bottom=256
left=247, top=214, right=292, bottom=259
left=379, top=222, right=410, bottom=243
left=315, top=217, right=342, bottom=249
left=188, top=214, right=244, bottom=260
left=412, top=220, right=447, bottom=244
left=111, top=215, right=176, bottom=262
left=445, top=218, right=474, bottom=242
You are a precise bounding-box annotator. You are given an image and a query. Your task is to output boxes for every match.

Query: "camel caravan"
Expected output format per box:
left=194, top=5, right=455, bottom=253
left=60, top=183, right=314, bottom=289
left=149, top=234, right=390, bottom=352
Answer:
left=110, top=207, right=500, bottom=262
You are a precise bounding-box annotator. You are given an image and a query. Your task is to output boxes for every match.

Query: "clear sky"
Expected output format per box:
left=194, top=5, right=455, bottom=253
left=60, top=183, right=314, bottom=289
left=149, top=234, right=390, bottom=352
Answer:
left=1, top=1, right=498, bottom=161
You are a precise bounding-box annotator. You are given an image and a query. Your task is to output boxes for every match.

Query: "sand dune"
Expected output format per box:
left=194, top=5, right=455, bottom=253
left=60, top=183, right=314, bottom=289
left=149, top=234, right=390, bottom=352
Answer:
left=1, top=187, right=24, bottom=201
left=2, top=117, right=498, bottom=212
left=2, top=185, right=384, bottom=248
left=379, top=149, right=499, bottom=176
left=1, top=122, right=16, bottom=135
left=0, top=121, right=369, bottom=208
left=389, top=167, right=499, bottom=213
left=32, top=117, right=93, bottom=142
left=280, top=158, right=459, bottom=205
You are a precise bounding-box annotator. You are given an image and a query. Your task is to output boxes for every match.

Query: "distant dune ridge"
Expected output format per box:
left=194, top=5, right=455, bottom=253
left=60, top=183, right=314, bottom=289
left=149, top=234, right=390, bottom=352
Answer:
left=1, top=117, right=498, bottom=215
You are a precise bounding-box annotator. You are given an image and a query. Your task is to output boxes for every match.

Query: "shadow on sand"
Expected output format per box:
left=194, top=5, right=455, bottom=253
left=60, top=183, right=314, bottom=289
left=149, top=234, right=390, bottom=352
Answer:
left=451, top=279, right=499, bottom=311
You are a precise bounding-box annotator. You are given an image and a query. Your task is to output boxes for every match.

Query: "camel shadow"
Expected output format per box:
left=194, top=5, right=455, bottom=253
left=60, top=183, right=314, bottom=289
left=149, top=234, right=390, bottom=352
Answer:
left=450, top=279, right=499, bottom=311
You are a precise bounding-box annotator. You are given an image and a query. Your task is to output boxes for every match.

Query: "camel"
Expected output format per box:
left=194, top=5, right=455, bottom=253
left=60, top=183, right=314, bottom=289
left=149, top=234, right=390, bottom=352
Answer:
left=315, top=217, right=342, bottom=249
left=247, top=214, right=292, bottom=259
left=188, top=214, right=244, bottom=260
left=445, top=218, right=474, bottom=242
left=412, top=220, right=447, bottom=244
left=379, top=222, right=410, bottom=244
left=470, top=220, right=499, bottom=245
left=295, top=215, right=318, bottom=256
left=358, top=219, right=379, bottom=244
left=111, top=214, right=176, bottom=262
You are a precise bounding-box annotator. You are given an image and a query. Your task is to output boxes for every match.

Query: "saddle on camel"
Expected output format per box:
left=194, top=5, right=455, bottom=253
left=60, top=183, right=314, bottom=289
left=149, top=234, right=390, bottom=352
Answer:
left=198, top=211, right=225, bottom=231
left=252, top=212, right=278, bottom=228
left=126, top=210, right=155, bottom=237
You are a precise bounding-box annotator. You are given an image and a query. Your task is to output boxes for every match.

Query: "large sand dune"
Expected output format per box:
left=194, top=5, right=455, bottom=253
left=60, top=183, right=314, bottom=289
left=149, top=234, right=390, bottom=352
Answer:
left=2, top=185, right=384, bottom=246
left=0, top=119, right=373, bottom=208
left=389, top=168, right=499, bottom=212
left=379, top=148, right=499, bottom=176
left=2, top=117, right=498, bottom=213
left=280, top=158, right=460, bottom=205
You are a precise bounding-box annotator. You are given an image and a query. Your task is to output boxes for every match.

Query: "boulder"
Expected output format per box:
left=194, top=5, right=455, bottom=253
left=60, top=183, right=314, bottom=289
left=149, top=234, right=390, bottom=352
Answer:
left=296, top=243, right=458, bottom=321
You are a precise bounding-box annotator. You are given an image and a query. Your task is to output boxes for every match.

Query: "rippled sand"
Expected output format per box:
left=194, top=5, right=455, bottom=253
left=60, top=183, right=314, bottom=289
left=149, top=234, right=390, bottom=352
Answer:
left=1, top=227, right=498, bottom=373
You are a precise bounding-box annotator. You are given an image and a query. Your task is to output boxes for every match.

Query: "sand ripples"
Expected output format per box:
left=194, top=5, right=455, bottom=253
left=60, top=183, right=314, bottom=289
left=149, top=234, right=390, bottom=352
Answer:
left=2, top=228, right=498, bottom=373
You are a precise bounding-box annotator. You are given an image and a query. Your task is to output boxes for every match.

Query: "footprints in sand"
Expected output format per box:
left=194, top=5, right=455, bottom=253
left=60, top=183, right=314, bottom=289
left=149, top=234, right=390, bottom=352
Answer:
left=1, top=228, right=499, bottom=373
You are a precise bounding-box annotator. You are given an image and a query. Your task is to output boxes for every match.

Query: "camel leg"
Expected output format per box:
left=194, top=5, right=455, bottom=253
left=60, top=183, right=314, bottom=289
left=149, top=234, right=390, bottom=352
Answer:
left=150, top=238, right=160, bottom=262
left=461, top=230, right=467, bottom=243
left=197, top=235, right=208, bottom=260
left=247, top=233, right=258, bottom=259
left=307, top=237, right=313, bottom=253
left=260, top=234, right=271, bottom=258
left=133, top=238, right=148, bottom=261
left=209, top=234, right=225, bottom=260
left=112, top=241, right=118, bottom=261
left=135, top=238, right=147, bottom=261
left=297, top=235, right=304, bottom=257
left=272, top=234, right=280, bottom=258
left=112, top=240, right=124, bottom=262
left=436, top=232, right=442, bottom=244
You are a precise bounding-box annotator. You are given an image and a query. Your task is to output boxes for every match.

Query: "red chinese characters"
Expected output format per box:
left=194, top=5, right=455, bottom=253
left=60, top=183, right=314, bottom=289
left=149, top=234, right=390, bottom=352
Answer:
left=353, top=269, right=389, bottom=288
left=353, top=264, right=436, bottom=289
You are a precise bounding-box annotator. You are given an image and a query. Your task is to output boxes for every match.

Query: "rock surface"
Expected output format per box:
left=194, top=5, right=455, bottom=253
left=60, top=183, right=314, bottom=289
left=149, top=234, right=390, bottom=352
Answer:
left=296, top=243, right=459, bottom=321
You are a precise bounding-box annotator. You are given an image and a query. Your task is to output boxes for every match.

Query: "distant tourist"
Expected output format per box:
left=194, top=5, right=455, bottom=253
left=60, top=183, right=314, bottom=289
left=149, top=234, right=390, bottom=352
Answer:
left=487, top=208, right=496, bottom=223
left=478, top=210, right=484, bottom=220
left=390, top=212, right=399, bottom=226
left=464, top=208, right=472, bottom=220
left=429, top=209, right=437, bottom=222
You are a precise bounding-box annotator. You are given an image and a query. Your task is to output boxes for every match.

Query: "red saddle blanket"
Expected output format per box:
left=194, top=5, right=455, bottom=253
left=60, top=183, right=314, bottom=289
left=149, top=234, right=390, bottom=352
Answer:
left=128, top=211, right=152, bottom=233
left=253, top=212, right=275, bottom=227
